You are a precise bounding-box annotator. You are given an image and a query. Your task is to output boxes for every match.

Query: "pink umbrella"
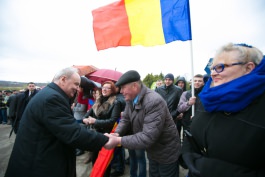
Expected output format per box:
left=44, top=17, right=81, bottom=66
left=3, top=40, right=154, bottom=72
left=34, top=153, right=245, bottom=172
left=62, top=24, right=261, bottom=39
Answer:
left=86, top=69, right=123, bottom=84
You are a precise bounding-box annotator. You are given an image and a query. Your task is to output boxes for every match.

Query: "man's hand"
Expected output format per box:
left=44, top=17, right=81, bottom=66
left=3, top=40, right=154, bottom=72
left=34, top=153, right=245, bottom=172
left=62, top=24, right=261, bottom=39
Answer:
left=177, top=113, right=183, bottom=119
left=188, top=96, right=196, bottom=106
left=83, top=118, right=89, bottom=125
left=103, top=133, right=122, bottom=149
left=83, top=116, right=96, bottom=125
left=110, top=133, right=120, bottom=137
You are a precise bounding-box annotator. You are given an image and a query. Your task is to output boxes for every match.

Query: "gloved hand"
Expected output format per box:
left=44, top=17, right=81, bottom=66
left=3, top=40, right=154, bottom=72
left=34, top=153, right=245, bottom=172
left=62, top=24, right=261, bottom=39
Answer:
left=182, top=152, right=202, bottom=177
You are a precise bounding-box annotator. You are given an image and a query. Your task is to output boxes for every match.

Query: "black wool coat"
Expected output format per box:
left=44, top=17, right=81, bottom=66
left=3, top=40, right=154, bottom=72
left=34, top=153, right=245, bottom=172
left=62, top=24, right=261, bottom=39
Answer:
left=6, top=93, right=17, bottom=118
left=5, top=83, right=108, bottom=177
left=181, top=92, right=265, bottom=177
left=12, top=89, right=39, bottom=133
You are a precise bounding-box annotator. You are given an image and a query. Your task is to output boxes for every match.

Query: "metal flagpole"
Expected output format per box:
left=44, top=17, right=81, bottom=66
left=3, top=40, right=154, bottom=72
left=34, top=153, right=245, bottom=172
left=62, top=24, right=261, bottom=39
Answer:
left=189, top=40, right=195, bottom=117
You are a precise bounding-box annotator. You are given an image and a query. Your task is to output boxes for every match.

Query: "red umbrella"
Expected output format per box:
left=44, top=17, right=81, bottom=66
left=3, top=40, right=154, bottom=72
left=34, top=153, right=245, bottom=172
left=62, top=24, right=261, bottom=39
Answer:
left=86, top=69, right=123, bottom=84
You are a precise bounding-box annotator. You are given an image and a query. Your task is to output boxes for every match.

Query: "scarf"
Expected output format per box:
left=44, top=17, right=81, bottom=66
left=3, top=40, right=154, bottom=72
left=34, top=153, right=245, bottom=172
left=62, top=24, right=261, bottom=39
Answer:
left=199, top=58, right=265, bottom=113
left=92, top=95, right=116, bottom=117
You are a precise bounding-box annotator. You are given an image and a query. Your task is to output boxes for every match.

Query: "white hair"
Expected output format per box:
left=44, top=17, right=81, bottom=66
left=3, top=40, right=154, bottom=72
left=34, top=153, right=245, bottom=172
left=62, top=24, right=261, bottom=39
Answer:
left=215, top=43, right=263, bottom=65
left=53, top=67, right=79, bottom=82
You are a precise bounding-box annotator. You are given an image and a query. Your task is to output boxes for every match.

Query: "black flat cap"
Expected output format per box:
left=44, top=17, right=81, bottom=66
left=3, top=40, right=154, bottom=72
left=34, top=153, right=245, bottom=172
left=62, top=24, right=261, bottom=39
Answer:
left=115, top=70, right=141, bottom=86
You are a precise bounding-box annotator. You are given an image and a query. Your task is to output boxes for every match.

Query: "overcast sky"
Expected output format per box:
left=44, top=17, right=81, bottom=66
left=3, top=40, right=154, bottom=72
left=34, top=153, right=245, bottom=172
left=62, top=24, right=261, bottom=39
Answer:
left=1, top=0, right=265, bottom=83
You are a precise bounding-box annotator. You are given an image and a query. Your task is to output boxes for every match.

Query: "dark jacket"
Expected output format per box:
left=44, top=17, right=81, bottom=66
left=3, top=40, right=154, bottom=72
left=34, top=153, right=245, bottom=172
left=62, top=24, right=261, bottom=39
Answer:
left=155, top=84, right=182, bottom=120
left=116, top=85, right=181, bottom=164
left=5, top=83, right=108, bottom=177
left=116, top=93, right=126, bottom=112
left=84, top=95, right=121, bottom=133
left=181, top=92, right=265, bottom=177
left=13, top=89, right=38, bottom=133
left=6, top=93, right=17, bottom=118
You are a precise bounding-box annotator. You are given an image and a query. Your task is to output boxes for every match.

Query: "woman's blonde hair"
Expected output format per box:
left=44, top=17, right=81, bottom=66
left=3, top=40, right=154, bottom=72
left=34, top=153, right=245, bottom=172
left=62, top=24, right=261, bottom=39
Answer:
left=215, top=43, right=263, bottom=65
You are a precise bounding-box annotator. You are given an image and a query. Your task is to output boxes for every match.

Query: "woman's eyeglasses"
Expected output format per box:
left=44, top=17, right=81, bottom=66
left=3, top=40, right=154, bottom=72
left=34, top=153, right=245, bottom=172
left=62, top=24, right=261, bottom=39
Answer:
left=211, top=62, right=246, bottom=73
left=102, top=87, right=111, bottom=90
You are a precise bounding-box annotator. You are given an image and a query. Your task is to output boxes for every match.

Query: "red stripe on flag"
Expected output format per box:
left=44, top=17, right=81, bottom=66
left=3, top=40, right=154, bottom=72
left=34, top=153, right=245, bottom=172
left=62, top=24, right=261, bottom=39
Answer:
left=92, top=0, right=131, bottom=50
left=89, top=122, right=119, bottom=177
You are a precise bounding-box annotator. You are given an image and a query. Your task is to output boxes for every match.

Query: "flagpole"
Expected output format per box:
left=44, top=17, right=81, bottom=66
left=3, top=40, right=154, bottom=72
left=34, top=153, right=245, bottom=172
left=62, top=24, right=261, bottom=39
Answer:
left=189, top=40, right=195, bottom=117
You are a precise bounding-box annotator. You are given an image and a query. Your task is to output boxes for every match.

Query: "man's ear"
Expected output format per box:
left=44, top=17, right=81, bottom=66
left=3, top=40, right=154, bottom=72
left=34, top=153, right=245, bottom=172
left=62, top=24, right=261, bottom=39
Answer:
left=59, top=75, right=67, bottom=86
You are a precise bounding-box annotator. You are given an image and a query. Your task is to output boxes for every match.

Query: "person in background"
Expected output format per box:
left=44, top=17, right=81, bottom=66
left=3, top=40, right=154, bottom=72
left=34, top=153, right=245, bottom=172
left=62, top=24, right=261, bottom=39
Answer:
left=105, top=70, right=181, bottom=177
left=174, top=76, right=187, bottom=138
left=175, top=77, right=187, bottom=92
left=83, top=87, right=103, bottom=164
left=79, top=88, right=102, bottom=165
left=3, top=90, right=12, bottom=125
left=110, top=86, right=127, bottom=177
left=73, top=88, right=88, bottom=124
left=12, top=82, right=39, bottom=134
left=73, top=79, right=89, bottom=156
left=6, top=90, right=18, bottom=126
left=83, top=81, right=122, bottom=177
left=177, top=74, right=205, bottom=132
left=5, top=67, right=115, bottom=177
left=83, top=89, right=98, bottom=164
left=155, top=79, right=163, bottom=88
left=0, top=90, right=8, bottom=124
left=177, top=74, right=205, bottom=177
left=94, top=88, right=102, bottom=101
left=155, top=73, right=183, bottom=132
left=181, top=43, right=265, bottom=177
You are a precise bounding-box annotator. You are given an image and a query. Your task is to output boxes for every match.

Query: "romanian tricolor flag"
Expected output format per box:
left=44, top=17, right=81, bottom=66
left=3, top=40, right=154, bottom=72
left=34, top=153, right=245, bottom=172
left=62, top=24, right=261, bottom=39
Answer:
left=92, top=0, right=192, bottom=51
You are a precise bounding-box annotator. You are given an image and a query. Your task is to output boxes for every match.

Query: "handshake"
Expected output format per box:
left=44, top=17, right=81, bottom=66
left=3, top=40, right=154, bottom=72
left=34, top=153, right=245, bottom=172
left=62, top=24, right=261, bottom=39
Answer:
left=103, top=133, right=122, bottom=149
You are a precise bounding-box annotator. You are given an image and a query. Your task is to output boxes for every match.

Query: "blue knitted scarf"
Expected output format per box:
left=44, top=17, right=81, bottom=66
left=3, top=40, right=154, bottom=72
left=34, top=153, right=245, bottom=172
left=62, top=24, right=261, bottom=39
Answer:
left=199, top=58, right=265, bottom=113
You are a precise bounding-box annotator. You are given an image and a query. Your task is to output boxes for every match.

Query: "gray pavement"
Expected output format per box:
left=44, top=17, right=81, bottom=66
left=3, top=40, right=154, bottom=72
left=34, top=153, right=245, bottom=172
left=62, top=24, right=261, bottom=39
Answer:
left=0, top=125, right=187, bottom=177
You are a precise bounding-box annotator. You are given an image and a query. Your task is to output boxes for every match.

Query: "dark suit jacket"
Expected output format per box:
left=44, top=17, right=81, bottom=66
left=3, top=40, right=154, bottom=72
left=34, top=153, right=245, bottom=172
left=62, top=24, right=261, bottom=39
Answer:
left=12, top=89, right=39, bottom=133
left=6, top=93, right=17, bottom=117
left=5, top=82, right=108, bottom=177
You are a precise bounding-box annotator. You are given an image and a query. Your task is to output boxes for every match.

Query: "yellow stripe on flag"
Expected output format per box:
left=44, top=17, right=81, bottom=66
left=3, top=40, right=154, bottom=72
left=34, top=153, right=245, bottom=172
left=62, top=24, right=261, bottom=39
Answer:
left=125, top=0, right=165, bottom=46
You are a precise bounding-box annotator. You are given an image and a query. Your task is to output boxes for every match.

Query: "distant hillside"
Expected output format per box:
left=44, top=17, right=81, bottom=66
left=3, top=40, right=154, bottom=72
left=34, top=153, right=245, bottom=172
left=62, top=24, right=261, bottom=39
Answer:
left=0, top=80, right=48, bottom=88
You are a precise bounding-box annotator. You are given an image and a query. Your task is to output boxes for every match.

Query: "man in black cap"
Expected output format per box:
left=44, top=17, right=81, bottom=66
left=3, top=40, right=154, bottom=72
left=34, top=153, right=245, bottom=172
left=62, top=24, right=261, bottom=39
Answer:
left=155, top=73, right=183, bottom=129
left=104, top=70, right=181, bottom=177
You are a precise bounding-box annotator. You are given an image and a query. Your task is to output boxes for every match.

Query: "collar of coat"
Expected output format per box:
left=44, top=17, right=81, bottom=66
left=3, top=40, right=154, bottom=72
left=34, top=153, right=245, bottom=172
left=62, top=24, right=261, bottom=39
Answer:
left=93, top=95, right=116, bottom=117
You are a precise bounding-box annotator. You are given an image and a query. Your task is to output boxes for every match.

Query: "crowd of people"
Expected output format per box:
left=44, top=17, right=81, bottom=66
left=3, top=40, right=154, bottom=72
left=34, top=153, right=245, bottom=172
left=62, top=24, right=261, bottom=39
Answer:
left=0, top=82, right=40, bottom=129
left=2, top=42, right=265, bottom=177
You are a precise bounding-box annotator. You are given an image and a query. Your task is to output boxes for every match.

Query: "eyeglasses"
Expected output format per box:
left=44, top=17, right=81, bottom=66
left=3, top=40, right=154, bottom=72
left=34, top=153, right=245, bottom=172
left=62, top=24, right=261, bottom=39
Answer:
left=211, top=62, right=246, bottom=73
left=102, top=87, right=111, bottom=90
